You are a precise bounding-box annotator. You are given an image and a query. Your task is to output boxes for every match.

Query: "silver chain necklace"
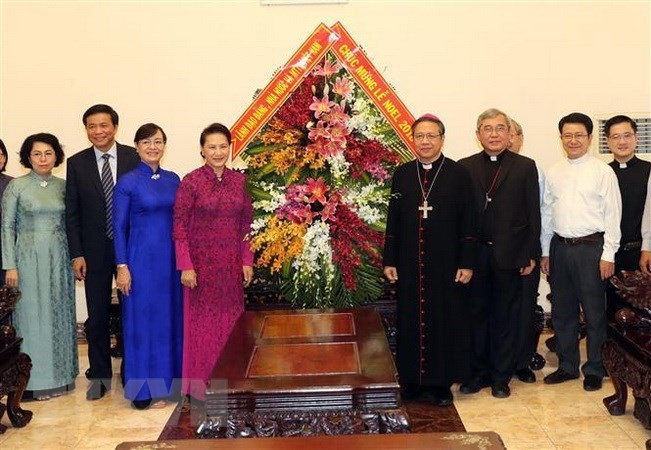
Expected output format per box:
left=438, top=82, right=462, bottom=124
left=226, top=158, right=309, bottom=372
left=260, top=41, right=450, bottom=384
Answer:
left=416, top=157, right=445, bottom=219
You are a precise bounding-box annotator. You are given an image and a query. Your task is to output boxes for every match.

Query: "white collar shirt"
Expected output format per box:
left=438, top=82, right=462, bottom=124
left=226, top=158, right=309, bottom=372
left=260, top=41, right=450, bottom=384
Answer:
left=541, top=153, right=622, bottom=262
left=94, top=143, right=118, bottom=185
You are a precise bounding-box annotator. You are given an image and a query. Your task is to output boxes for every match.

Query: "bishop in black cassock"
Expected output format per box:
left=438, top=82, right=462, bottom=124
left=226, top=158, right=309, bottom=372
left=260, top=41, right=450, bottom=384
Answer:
left=383, top=115, right=477, bottom=406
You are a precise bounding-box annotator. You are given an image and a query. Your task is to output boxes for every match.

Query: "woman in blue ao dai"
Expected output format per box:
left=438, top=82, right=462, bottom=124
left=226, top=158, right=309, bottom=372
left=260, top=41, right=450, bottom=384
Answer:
left=113, top=123, right=183, bottom=410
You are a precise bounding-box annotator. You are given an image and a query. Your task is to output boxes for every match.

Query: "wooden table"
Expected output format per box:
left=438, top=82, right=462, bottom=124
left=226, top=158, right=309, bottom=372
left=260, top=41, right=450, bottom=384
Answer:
left=118, top=431, right=505, bottom=450
left=197, top=307, right=409, bottom=438
left=603, top=323, right=651, bottom=447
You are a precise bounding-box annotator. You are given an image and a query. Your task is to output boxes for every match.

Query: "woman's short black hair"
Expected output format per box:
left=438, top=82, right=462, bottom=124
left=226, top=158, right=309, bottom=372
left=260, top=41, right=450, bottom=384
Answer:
left=0, top=139, right=8, bottom=173
left=19, top=133, right=65, bottom=169
left=200, top=123, right=231, bottom=147
left=134, top=123, right=167, bottom=144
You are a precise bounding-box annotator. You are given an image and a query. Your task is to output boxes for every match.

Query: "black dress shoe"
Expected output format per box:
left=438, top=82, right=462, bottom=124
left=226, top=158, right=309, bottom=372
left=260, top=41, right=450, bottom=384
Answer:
left=420, top=386, right=453, bottom=406
left=515, top=367, right=536, bottom=383
left=543, top=369, right=579, bottom=385
left=110, top=344, right=123, bottom=358
left=491, top=382, right=511, bottom=399
left=431, top=386, right=453, bottom=407
left=459, top=377, right=491, bottom=394
left=86, top=381, right=109, bottom=401
left=401, top=384, right=421, bottom=401
left=530, top=353, right=546, bottom=371
left=583, top=375, right=603, bottom=391
left=132, top=398, right=153, bottom=410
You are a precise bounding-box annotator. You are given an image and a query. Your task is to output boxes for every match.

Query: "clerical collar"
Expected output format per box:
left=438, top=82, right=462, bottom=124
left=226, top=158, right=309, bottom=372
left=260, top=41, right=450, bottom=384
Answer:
left=419, top=156, right=443, bottom=171
left=482, top=150, right=505, bottom=163
left=616, top=156, right=637, bottom=169
left=418, top=157, right=442, bottom=170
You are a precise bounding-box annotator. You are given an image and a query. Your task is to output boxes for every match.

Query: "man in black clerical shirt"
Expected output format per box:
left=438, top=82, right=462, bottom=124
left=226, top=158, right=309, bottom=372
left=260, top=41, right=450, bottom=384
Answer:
left=383, top=114, right=477, bottom=407
left=458, top=108, right=540, bottom=399
left=605, top=115, right=650, bottom=318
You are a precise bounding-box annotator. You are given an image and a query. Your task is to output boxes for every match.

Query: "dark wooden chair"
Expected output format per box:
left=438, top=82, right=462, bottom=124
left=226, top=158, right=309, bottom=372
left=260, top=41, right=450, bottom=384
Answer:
left=603, top=271, right=651, bottom=449
left=0, top=286, right=32, bottom=434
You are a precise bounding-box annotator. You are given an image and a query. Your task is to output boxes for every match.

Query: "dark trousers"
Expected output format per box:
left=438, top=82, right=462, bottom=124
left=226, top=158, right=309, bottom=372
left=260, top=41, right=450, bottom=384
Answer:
left=469, top=244, right=521, bottom=384
left=84, top=239, right=117, bottom=385
left=549, top=235, right=606, bottom=378
left=515, top=263, right=540, bottom=370
left=606, top=247, right=641, bottom=319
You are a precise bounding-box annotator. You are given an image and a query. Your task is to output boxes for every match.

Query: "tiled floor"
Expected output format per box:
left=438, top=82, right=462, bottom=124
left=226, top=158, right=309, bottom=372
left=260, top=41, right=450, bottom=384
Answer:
left=455, top=333, right=650, bottom=449
left=0, top=333, right=649, bottom=449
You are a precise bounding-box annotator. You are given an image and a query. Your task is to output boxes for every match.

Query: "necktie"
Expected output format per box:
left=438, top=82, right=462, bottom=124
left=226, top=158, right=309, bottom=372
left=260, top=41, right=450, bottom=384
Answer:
left=101, top=154, right=114, bottom=239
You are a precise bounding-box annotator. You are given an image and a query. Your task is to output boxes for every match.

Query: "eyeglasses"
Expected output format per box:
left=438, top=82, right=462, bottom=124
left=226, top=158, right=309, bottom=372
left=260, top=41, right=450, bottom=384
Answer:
left=561, top=133, right=589, bottom=141
left=139, top=139, right=165, bottom=147
left=480, top=125, right=508, bottom=135
left=608, top=132, right=635, bottom=141
left=30, top=151, right=54, bottom=159
left=414, top=133, right=443, bottom=142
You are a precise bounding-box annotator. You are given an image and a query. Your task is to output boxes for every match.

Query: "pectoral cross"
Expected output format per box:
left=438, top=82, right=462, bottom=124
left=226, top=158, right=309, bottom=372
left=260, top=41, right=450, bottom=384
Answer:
left=484, top=194, right=492, bottom=210
left=419, top=200, right=432, bottom=219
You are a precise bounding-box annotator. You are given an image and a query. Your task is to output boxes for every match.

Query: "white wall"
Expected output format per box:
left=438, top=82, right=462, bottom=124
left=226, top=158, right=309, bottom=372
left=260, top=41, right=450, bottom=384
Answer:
left=2, top=0, right=650, bottom=316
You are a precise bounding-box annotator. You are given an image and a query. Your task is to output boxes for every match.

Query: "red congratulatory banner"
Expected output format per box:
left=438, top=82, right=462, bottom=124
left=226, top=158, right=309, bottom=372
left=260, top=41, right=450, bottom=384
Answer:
left=330, top=22, right=416, bottom=154
left=231, top=24, right=336, bottom=158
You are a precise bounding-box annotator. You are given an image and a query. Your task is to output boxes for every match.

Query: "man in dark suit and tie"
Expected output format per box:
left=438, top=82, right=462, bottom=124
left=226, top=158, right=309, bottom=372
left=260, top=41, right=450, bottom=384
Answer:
left=66, top=104, right=139, bottom=400
left=458, top=108, right=541, bottom=399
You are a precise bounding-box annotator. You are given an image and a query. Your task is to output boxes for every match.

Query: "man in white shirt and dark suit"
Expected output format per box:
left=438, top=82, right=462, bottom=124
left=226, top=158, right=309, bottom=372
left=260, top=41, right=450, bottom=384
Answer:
left=65, top=104, right=139, bottom=400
